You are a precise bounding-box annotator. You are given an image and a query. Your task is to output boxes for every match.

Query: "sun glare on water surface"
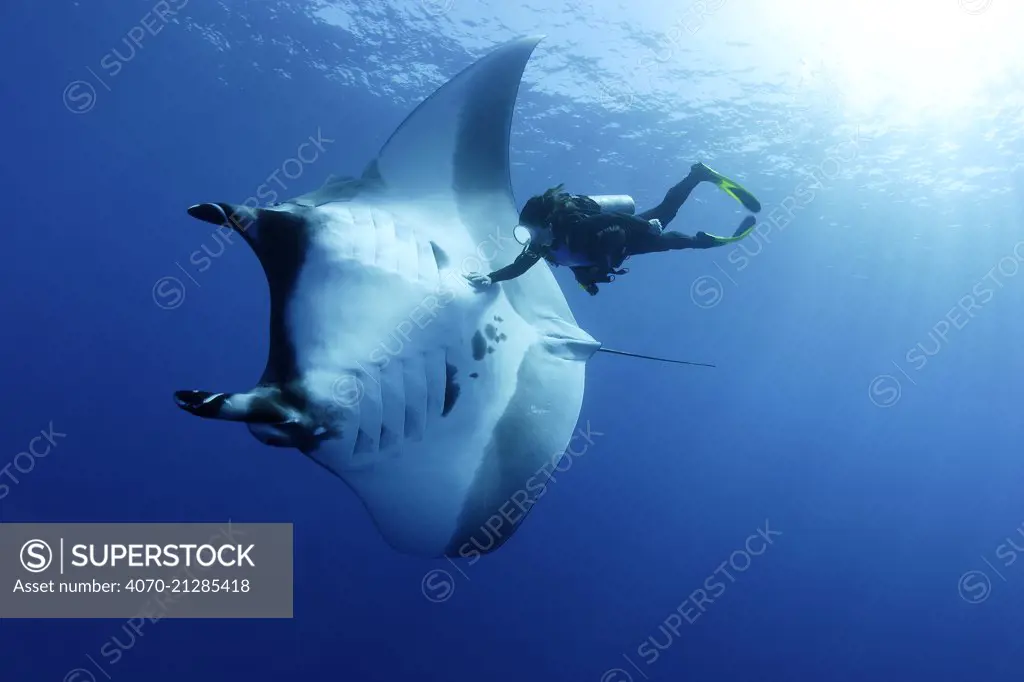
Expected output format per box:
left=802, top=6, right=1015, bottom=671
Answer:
left=764, top=0, right=1022, bottom=124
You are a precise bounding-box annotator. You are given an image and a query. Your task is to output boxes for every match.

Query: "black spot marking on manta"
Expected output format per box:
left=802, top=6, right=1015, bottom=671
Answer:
left=430, top=241, right=450, bottom=269
left=487, top=346, right=494, bottom=354
left=498, top=333, right=507, bottom=342
left=470, top=372, right=479, bottom=379
left=484, top=323, right=498, bottom=341
left=442, top=362, right=461, bottom=417
left=472, top=330, right=487, bottom=361
left=493, top=315, right=504, bottom=322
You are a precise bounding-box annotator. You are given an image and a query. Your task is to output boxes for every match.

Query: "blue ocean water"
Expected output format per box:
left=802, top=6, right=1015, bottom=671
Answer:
left=2, top=0, right=1024, bottom=680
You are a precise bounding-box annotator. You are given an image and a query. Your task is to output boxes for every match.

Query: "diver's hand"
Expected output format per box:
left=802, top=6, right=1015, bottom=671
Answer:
left=464, top=273, right=493, bottom=291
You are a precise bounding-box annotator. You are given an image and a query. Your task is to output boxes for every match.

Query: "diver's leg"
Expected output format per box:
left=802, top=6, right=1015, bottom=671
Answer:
left=638, top=163, right=761, bottom=227
left=633, top=214, right=755, bottom=253
left=628, top=230, right=710, bottom=255
left=636, top=166, right=704, bottom=227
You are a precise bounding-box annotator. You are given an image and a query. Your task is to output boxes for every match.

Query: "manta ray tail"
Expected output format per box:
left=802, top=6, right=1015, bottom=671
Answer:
left=596, top=347, right=716, bottom=368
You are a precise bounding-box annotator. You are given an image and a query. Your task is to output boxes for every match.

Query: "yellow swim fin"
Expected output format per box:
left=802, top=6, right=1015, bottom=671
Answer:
left=698, top=215, right=758, bottom=246
left=693, top=162, right=761, bottom=213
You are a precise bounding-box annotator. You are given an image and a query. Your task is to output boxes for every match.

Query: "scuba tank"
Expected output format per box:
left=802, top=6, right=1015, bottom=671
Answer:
left=586, top=195, right=636, bottom=215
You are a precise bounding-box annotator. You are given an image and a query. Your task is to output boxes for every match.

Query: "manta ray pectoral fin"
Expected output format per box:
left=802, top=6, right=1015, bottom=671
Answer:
left=173, top=389, right=291, bottom=424
left=363, top=35, right=545, bottom=217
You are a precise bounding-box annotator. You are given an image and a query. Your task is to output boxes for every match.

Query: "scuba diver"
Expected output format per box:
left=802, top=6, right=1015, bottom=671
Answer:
left=465, top=162, right=761, bottom=295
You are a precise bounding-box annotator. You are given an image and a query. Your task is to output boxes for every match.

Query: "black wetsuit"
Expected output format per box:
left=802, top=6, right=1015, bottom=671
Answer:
left=487, top=173, right=712, bottom=293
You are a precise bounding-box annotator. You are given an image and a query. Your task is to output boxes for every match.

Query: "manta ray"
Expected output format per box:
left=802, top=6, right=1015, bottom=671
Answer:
left=175, top=35, right=704, bottom=559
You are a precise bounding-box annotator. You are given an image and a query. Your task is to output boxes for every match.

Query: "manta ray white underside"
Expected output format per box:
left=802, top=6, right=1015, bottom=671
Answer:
left=175, top=36, right=603, bottom=558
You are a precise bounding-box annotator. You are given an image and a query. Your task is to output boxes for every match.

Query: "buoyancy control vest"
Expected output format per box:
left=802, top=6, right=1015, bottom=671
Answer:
left=540, top=194, right=636, bottom=267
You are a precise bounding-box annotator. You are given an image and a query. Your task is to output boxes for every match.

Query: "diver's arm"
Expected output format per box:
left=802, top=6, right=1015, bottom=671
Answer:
left=487, top=248, right=542, bottom=283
